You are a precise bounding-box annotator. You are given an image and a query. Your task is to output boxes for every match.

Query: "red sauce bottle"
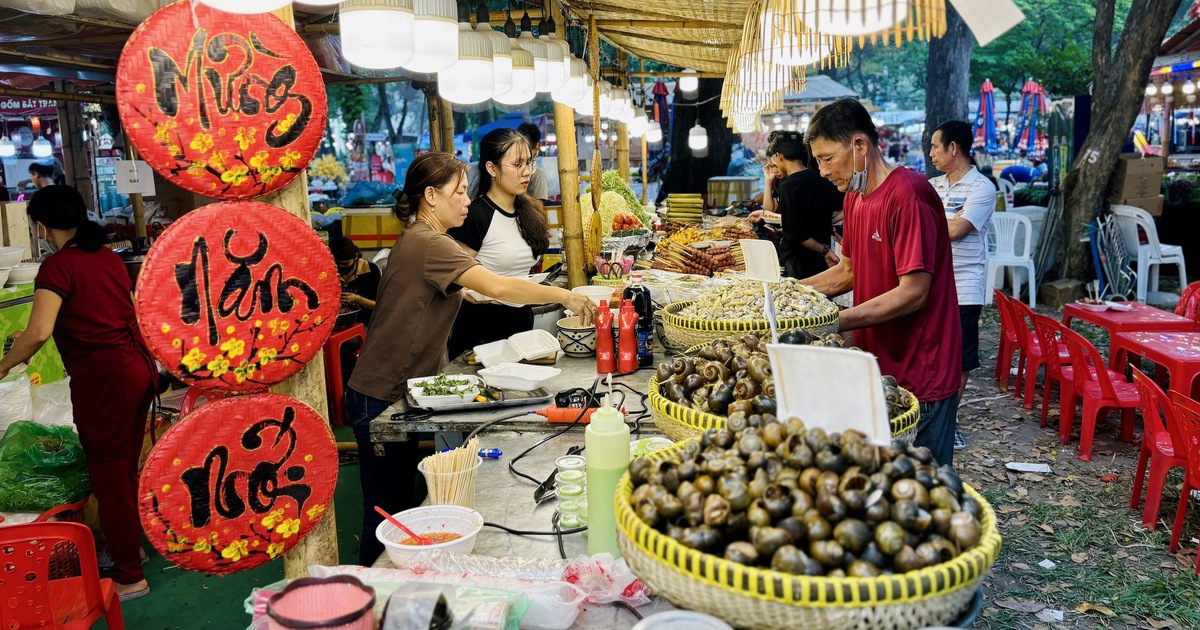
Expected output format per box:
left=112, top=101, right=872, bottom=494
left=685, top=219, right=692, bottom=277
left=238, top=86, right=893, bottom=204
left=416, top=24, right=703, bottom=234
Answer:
left=595, top=300, right=615, bottom=375
left=617, top=299, right=639, bottom=375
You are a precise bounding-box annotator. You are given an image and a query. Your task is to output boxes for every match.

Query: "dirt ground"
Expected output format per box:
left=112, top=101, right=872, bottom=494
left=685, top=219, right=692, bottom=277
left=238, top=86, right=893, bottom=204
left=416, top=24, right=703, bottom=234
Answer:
left=961, top=305, right=1200, bottom=630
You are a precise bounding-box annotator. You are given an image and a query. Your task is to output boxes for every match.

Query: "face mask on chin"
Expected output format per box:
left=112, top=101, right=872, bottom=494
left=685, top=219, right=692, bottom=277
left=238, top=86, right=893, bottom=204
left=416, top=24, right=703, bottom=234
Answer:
left=847, top=142, right=868, bottom=194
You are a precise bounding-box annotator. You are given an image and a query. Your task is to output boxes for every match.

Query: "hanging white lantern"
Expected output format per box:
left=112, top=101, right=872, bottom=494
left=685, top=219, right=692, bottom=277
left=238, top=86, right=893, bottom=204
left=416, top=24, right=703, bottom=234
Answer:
left=516, top=15, right=550, bottom=93
left=32, top=137, right=52, bottom=158
left=546, top=132, right=557, bottom=142
left=1184, top=79, right=1196, bottom=95
left=813, top=0, right=910, bottom=37
left=629, top=111, right=648, bottom=137
left=537, top=19, right=567, bottom=92
left=404, top=0, right=460, bottom=74
left=688, top=124, right=708, bottom=157
left=569, top=76, right=595, bottom=115
left=544, top=20, right=572, bottom=91
left=198, top=0, right=290, bottom=13
left=678, top=69, right=699, bottom=98
left=1162, top=82, right=1175, bottom=95
left=1145, top=83, right=1158, bottom=97
left=340, top=0, right=415, bottom=70
left=0, top=137, right=14, bottom=158
left=584, top=132, right=595, bottom=144
left=494, top=39, right=536, bottom=105
left=760, top=8, right=832, bottom=67
left=300, top=0, right=346, bottom=5
left=439, top=22, right=494, bottom=105
left=645, top=121, right=663, bottom=144
left=476, top=6, right=514, bottom=100
left=552, top=57, right=588, bottom=104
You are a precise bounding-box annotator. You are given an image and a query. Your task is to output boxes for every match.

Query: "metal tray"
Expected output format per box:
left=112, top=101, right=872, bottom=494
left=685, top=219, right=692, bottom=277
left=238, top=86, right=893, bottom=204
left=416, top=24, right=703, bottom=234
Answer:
left=403, top=387, right=553, bottom=413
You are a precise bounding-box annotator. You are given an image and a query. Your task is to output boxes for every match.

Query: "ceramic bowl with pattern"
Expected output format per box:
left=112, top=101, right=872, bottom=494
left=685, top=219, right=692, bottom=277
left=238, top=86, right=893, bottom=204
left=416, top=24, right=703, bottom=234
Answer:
left=557, top=316, right=598, bottom=357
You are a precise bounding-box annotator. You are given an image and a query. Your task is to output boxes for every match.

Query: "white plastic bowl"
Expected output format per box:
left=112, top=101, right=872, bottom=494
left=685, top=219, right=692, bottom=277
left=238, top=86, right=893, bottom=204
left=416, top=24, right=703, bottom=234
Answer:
left=507, top=329, right=559, bottom=361
left=0, top=247, right=23, bottom=269
left=376, top=505, right=483, bottom=567
left=473, top=339, right=522, bottom=368
left=572, top=285, right=615, bottom=307
left=478, top=363, right=561, bottom=391
left=0, top=269, right=11, bottom=288
left=6, top=262, right=39, bottom=285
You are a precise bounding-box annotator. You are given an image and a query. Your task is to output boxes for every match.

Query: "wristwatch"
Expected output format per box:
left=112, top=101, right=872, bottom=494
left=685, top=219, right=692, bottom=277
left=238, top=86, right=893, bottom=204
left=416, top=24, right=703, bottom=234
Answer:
left=821, top=245, right=831, bottom=255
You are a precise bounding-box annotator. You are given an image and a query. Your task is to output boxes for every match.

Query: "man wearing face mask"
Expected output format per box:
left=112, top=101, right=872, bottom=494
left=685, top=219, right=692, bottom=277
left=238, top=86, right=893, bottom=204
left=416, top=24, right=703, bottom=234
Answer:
left=801, top=99, right=961, bottom=466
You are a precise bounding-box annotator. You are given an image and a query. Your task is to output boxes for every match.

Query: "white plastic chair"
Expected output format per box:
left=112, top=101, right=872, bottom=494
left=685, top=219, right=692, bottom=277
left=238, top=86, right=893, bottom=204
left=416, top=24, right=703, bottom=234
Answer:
left=997, top=178, right=1015, bottom=211
left=1109, top=204, right=1187, bottom=303
left=984, top=213, right=1036, bottom=307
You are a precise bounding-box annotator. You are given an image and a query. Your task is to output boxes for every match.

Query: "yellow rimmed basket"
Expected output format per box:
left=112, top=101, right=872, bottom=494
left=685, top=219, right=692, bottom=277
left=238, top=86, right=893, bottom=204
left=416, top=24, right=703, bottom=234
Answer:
left=648, top=374, right=921, bottom=445
left=616, top=440, right=1001, bottom=630
left=662, top=301, right=840, bottom=350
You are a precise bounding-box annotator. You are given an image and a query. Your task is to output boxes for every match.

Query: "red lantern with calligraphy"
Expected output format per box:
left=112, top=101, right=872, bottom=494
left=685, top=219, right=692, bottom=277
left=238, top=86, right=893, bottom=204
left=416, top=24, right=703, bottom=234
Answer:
left=139, top=394, right=337, bottom=575
left=135, top=201, right=339, bottom=393
left=116, top=0, right=327, bottom=200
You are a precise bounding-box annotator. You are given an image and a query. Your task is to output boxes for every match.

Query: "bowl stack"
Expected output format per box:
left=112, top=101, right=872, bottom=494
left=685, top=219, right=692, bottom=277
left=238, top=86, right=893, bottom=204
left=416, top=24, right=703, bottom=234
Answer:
left=0, top=248, right=36, bottom=288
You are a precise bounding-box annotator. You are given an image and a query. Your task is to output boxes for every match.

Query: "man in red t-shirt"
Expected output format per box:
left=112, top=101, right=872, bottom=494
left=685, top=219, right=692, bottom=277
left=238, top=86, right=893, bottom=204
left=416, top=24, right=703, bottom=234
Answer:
left=801, top=99, right=962, bottom=466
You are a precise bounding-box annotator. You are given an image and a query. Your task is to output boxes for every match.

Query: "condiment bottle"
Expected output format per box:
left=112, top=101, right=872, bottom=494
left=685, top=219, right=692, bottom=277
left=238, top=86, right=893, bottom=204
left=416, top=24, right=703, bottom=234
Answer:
left=617, top=299, right=638, bottom=375
left=595, top=300, right=615, bottom=375
left=585, top=395, right=630, bottom=557
left=622, top=274, right=655, bottom=368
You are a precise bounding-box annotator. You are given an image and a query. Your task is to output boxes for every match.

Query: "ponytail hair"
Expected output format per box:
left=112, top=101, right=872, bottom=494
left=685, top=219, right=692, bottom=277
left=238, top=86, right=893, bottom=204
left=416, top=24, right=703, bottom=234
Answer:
left=27, top=185, right=107, bottom=252
left=392, top=152, right=468, bottom=222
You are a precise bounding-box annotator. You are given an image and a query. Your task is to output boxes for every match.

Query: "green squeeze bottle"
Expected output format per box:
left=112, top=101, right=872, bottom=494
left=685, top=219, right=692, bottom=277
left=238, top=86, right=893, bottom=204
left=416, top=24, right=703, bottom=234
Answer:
left=585, top=395, right=630, bottom=557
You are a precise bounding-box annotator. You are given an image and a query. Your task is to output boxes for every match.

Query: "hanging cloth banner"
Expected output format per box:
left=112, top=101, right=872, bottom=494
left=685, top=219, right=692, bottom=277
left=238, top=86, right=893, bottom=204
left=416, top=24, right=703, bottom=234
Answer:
left=950, top=0, right=1025, bottom=47
left=116, top=0, right=328, bottom=200
left=134, top=201, right=340, bottom=393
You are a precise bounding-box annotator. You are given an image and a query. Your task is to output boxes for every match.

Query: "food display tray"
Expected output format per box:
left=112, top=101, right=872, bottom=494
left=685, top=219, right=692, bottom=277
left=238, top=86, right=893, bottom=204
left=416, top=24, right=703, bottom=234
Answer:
left=403, top=388, right=553, bottom=413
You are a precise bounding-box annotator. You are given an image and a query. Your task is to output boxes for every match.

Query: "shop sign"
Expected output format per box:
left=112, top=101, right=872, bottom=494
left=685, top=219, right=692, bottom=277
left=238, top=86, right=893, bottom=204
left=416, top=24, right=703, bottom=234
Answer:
left=0, top=98, right=56, bottom=117
left=135, top=201, right=339, bottom=392
left=115, top=0, right=327, bottom=200
left=139, top=394, right=337, bottom=575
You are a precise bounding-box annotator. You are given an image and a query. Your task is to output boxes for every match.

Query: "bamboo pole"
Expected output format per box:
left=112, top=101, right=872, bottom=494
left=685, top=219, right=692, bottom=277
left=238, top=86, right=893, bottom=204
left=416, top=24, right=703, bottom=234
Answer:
left=593, top=19, right=728, bottom=29
left=588, top=14, right=602, bottom=218
left=629, top=72, right=725, bottom=79
left=554, top=102, right=586, bottom=289
left=616, top=123, right=629, bottom=183
left=439, top=97, right=456, bottom=156
left=121, top=131, right=147, bottom=240
left=426, top=95, right=443, bottom=152
left=270, top=4, right=339, bottom=580
left=639, top=60, right=648, bottom=205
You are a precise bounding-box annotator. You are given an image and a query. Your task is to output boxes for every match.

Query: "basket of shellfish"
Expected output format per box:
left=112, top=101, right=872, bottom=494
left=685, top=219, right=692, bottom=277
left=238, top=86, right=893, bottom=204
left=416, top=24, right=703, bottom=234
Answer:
left=615, top=425, right=1001, bottom=630
left=662, top=279, right=841, bottom=349
left=650, top=336, right=920, bottom=444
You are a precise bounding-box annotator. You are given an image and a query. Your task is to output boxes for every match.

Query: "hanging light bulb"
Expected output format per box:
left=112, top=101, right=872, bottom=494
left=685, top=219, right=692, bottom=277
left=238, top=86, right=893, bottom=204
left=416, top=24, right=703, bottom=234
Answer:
left=546, top=132, right=557, bottom=142
left=1146, top=83, right=1158, bottom=97
left=1184, top=79, right=1196, bottom=95
left=678, top=69, right=699, bottom=98
left=32, top=137, right=52, bottom=158
left=800, top=113, right=811, bottom=124
left=688, top=123, right=708, bottom=157
left=1162, top=81, right=1175, bottom=95
left=302, top=0, right=347, bottom=5
left=584, top=132, right=595, bottom=144
left=494, top=38, right=536, bottom=105
left=198, top=0, right=289, bottom=13
left=537, top=17, right=566, bottom=92
left=786, top=123, right=797, bottom=131
left=629, top=111, right=648, bottom=137
left=569, top=75, right=595, bottom=115
left=545, top=17, right=572, bottom=91
left=600, top=120, right=609, bottom=131
left=772, top=114, right=782, bottom=124
left=0, top=137, right=14, bottom=158
left=475, top=2, right=513, bottom=100
left=553, top=57, right=588, bottom=105
left=404, top=0, right=459, bottom=74
left=439, top=8, right=494, bottom=105
left=814, top=0, right=911, bottom=37
left=516, top=12, right=549, bottom=93
left=645, top=121, right=663, bottom=144
left=340, top=0, right=415, bottom=70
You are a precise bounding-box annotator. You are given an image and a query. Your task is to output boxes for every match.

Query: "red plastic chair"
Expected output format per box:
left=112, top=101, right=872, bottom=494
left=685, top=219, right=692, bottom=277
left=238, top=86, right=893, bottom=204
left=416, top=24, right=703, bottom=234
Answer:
left=1176, top=281, right=1200, bottom=328
left=34, top=498, right=89, bottom=524
left=1168, top=393, right=1200, bottom=572
left=179, top=387, right=226, bottom=417
left=1030, top=314, right=1075, bottom=429
left=1009, top=299, right=1069, bottom=410
left=1059, top=326, right=1140, bottom=462
left=1129, top=368, right=1189, bottom=530
left=0, top=521, right=124, bottom=629
left=993, top=289, right=1022, bottom=392
left=322, top=323, right=366, bottom=426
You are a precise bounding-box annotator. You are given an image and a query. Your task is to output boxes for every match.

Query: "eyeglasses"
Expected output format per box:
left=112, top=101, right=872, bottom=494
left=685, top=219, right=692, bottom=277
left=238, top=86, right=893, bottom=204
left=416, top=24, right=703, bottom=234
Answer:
left=502, top=160, right=538, bottom=174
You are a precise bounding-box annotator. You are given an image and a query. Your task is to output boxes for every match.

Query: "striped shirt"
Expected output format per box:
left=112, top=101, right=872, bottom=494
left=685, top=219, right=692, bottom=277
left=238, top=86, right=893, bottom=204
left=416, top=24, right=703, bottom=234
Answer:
left=930, top=167, right=996, bottom=305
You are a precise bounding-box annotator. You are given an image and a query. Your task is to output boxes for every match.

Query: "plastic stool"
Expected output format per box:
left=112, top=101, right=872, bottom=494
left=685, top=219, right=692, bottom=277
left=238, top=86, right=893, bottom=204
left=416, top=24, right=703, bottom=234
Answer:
left=179, top=387, right=226, bottom=417
left=323, top=324, right=366, bottom=426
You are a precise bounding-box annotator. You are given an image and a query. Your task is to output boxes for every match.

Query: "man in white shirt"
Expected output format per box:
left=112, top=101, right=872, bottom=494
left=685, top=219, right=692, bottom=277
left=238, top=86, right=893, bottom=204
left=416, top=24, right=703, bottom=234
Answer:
left=929, top=120, right=997, bottom=450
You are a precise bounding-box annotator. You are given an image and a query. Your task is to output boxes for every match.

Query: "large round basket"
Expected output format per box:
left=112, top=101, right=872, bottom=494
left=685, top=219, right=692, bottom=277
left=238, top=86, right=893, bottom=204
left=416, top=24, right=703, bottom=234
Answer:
left=662, top=301, right=840, bottom=350
left=616, top=441, right=1001, bottom=630
left=649, top=374, right=920, bottom=445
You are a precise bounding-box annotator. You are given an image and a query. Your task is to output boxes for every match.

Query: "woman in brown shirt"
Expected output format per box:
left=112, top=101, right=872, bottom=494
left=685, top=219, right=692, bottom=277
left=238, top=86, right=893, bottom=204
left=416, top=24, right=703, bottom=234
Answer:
left=346, top=152, right=595, bottom=564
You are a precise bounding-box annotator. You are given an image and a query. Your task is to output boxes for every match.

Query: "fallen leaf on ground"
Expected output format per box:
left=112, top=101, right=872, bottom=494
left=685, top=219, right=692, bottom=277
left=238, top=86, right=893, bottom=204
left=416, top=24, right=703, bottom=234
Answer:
left=1071, top=552, right=1089, bottom=563
left=1011, top=562, right=1031, bottom=570
left=1076, top=602, right=1115, bottom=616
left=1147, top=618, right=1180, bottom=629
left=1038, top=524, right=1055, bottom=534
left=1060, top=495, right=1082, bottom=508
left=997, top=599, right=1047, bottom=613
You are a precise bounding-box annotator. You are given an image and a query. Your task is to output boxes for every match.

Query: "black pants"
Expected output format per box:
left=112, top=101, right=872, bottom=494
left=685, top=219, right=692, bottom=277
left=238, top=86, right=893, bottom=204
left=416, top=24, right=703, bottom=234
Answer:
left=448, top=301, right=534, bottom=359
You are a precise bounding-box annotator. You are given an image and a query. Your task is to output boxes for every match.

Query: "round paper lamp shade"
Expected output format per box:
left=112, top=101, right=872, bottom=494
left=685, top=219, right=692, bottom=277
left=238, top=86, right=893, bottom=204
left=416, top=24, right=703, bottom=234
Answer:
left=404, top=0, right=459, bottom=73
left=198, top=0, right=290, bottom=13
left=816, top=0, right=910, bottom=36
left=340, top=2, right=415, bottom=70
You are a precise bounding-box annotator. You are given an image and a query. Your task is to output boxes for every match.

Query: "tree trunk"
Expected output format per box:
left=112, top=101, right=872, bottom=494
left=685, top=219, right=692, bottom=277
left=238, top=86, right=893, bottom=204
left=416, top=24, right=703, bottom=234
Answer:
left=1058, top=0, right=1183, bottom=279
left=922, top=3, right=973, bottom=177
left=374, top=83, right=398, bottom=142
left=659, top=79, right=734, bottom=201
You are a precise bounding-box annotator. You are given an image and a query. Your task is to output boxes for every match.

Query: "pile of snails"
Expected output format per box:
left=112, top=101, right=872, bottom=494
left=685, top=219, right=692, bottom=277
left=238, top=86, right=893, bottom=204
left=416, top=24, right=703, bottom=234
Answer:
left=656, top=335, right=916, bottom=421
left=628, top=418, right=984, bottom=578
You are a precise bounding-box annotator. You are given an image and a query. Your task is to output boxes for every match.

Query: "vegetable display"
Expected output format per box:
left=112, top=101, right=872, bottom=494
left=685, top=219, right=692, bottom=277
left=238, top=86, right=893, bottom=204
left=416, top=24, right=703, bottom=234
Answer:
left=414, top=374, right=476, bottom=398
left=582, top=191, right=644, bottom=239
left=627, top=418, right=984, bottom=578
left=678, top=279, right=838, bottom=321
left=586, top=170, right=653, bottom=227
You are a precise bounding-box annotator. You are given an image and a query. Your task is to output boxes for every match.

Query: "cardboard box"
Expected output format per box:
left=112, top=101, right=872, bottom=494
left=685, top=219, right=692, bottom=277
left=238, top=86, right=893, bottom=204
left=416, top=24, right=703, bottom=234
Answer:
left=1110, top=194, right=1164, bottom=217
left=1115, top=153, right=1165, bottom=178
left=1110, top=172, right=1163, bottom=199
left=343, top=207, right=404, bottom=249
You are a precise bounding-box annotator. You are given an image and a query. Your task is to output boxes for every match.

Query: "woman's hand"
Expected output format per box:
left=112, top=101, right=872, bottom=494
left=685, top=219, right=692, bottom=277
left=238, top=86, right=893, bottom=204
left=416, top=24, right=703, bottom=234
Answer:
left=566, top=293, right=598, bottom=326
left=341, top=292, right=359, bottom=305
left=747, top=210, right=764, bottom=223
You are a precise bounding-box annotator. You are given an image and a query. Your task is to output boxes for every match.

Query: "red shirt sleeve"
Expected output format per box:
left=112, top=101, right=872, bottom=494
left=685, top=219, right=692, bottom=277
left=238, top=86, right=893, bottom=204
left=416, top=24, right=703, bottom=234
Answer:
left=888, top=193, right=938, bottom=277
left=34, top=252, right=73, bottom=299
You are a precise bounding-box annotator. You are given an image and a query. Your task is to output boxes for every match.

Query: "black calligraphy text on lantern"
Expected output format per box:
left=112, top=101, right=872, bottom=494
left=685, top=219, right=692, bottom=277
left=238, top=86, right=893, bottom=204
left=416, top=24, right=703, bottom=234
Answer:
left=180, top=405, right=314, bottom=529
left=148, top=29, right=314, bottom=148
left=175, top=229, right=320, bottom=347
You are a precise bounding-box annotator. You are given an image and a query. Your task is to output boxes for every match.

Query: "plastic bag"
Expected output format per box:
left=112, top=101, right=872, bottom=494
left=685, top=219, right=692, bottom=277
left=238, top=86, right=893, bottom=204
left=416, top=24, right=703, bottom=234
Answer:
left=340, top=181, right=398, bottom=208
left=444, top=585, right=530, bottom=630
left=0, top=375, right=32, bottom=435
left=0, top=0, right=74, bottom=15
left=0, top=421, right=90, bottom=512
left=72, top=0, right=162, bottom=22
left=381, top=583, right=452, bottom=630
left=31, top=378, right=72, bottom=427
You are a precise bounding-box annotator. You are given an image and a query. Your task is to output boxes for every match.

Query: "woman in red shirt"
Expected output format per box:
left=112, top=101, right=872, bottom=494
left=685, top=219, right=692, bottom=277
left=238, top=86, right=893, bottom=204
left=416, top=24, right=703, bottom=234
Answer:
left=0, top=186, right=155, bottom=601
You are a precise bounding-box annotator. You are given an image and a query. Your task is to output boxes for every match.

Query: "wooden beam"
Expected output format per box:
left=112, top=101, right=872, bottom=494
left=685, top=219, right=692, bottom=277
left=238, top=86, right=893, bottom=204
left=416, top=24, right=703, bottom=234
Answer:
left=593, top=18, right=729, bottom=29
left=0, top=85, right=113, bottom=105
left=629, top=71, right=725, bottom=79
left=298, top=9, right=544, bottom=35
left=427, top=95, right=443, bottom=152
left=0, top=48, right=114, bottom=72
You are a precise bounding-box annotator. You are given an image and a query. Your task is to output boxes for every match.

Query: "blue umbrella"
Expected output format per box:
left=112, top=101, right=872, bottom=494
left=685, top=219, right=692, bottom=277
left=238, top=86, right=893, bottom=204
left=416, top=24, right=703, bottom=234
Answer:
left=972, top=80, right=999, bottom=154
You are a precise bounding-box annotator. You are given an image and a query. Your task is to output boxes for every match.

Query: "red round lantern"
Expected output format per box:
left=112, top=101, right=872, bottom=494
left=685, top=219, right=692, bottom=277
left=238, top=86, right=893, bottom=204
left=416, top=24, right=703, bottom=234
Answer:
left=139, top=394, right=337, bottom=575
left=116, top=0, right=327, bottom=200
left=135, top=201, right=339, bottom=393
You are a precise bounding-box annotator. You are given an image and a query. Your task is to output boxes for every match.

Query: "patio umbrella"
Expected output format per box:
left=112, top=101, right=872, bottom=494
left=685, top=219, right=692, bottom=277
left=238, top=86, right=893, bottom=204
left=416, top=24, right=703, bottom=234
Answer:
left=1012, top=80, right=1049, bottom=159
left=652, top=80, right=671, bottom=139
left=972, top=79, right=999, bottom=154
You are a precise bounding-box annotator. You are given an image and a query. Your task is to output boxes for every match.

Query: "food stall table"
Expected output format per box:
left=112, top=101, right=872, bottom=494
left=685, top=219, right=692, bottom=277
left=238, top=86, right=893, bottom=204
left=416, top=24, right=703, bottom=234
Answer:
left=371, top=431, right=677, bottom=628
left=1110, top=332, right=1200, bottom=397
left=1062, top=301, right=1196, bottom=340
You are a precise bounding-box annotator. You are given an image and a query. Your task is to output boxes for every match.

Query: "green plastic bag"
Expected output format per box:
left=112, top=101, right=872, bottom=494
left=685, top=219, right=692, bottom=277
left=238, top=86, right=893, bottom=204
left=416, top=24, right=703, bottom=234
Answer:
left=0, top=421, right=90, bottom=512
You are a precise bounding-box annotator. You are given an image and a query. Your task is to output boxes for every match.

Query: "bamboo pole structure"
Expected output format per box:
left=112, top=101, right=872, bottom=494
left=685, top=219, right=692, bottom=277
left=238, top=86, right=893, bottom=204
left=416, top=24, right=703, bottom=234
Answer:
left=588, top=14, right=602, bottom=218
left=616, top=123, right=629, bottom=183
left=426, top=95, right=443, bottom=152
left=121, top=131, right=147, bottom=240
left=639, top=60, right=649, bottom=204
left=270, top=4, right=339, bottom=580
left=439, top=97, right=456, bottom=156
left=554, top=101, right=586, bottom=289
left=629, top=72, right=724, bottom=79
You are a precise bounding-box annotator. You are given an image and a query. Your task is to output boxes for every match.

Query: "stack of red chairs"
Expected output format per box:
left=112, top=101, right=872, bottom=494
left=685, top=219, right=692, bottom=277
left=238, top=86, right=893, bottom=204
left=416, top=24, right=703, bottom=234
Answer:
left=993, top=289, right=1022, bottom=393
left=1168, top=393, right=1200, bottom=574
left=1030, top=314, right=1075, bottom=431
left=1058, top=327, right=1139, bottom=461
left=1129, top=368, right=1189, bottom=530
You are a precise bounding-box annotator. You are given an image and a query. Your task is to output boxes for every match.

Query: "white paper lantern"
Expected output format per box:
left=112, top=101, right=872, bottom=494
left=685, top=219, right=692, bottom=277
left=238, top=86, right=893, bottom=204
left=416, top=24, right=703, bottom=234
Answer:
left=678, top=69, right=699, bottom=98
left=340, top=0, right=415, bottom=70
left=688, top=123, right=708, bottom=157
left=439, top=22, right=494, bottom=105
left=814, top=0, right=909, bottom=37
left=1162, top=82, right=1175, bottom=95
left=552, top=58, right=588, bottom=104
left=1184, top=80, right=1196, bottom=95
left=404, top=0, right=460, bottom=73
left=198, top=0, right=290, bottom=13
left=476, top=12, right=514, bottom=100
left=494, top=40, right=536, bottom=105
left=1145, top=83, right=1158, bottom=97
left=644, top=121, right=663, bottom=144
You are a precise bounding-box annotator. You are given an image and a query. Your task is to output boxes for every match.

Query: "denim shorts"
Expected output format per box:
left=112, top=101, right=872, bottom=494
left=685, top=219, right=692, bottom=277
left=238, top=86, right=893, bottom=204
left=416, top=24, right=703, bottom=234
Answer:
left=916, top=392, right=960, bottom=467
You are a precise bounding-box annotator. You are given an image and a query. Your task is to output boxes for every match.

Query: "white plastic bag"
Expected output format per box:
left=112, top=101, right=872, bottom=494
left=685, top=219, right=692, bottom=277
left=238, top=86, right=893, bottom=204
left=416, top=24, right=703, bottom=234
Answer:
left=73, top=0, right=167, bottom=23
left=0, top=375, right=32, bottom=435
left=31, top=377, right=72, bottom=428
left=0, top=0, right=75, bottom=15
